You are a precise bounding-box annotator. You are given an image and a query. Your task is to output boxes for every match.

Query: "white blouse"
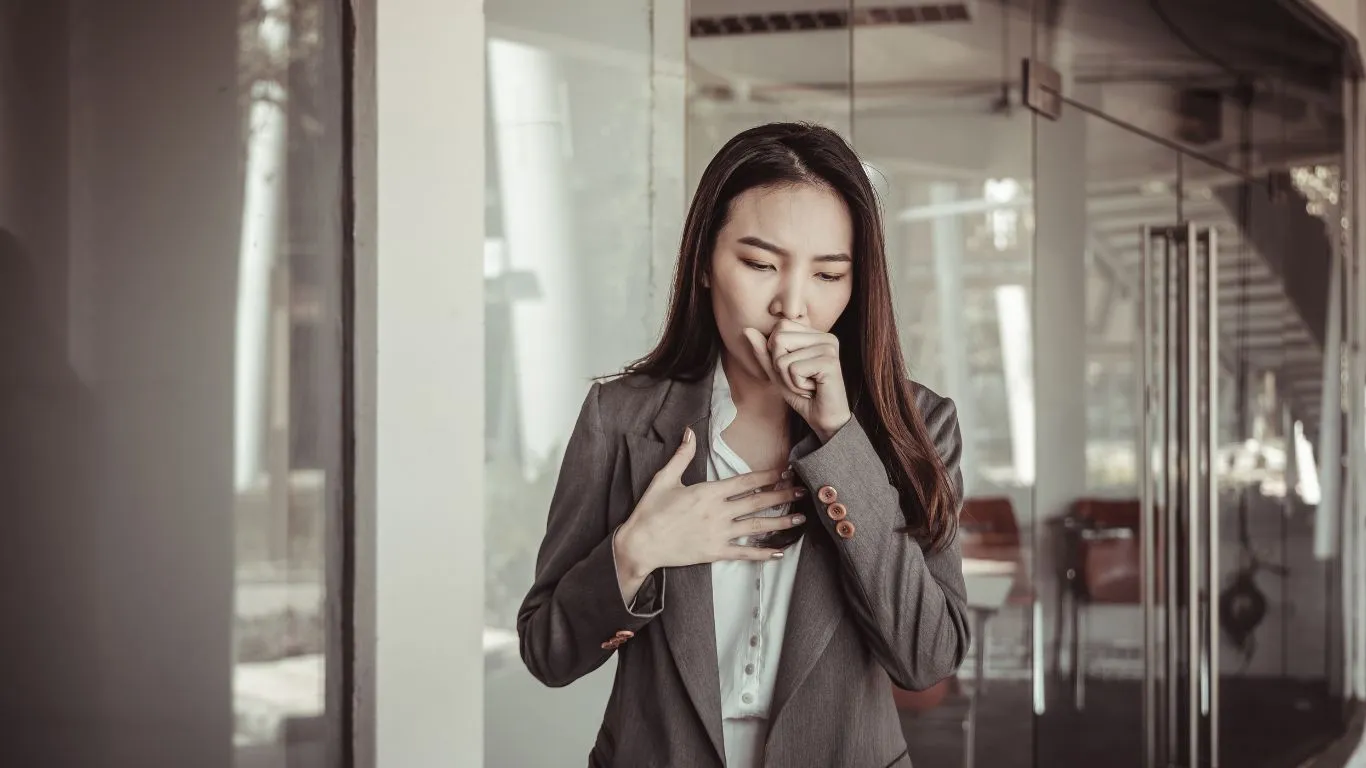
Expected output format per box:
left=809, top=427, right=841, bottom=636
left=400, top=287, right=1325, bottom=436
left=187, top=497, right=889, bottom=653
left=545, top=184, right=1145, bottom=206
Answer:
left=708, top=361, right=820, bottom=768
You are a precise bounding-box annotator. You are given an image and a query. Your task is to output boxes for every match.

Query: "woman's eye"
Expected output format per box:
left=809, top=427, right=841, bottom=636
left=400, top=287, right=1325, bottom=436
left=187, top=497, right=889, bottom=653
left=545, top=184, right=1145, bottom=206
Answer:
left=743, top=260, right=775, bottom=272
left=817, top=273, right=847, bottom=282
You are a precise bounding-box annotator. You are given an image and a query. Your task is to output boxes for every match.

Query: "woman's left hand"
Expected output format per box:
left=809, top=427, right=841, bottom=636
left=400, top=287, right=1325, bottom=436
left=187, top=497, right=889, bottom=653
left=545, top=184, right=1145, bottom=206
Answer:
left=743, top=319, right=853, bottom=443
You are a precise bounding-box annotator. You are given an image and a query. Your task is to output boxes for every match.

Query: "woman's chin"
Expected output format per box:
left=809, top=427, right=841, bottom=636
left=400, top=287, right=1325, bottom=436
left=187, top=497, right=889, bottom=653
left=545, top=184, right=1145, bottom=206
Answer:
left=721, top=347, right=764, bottom=381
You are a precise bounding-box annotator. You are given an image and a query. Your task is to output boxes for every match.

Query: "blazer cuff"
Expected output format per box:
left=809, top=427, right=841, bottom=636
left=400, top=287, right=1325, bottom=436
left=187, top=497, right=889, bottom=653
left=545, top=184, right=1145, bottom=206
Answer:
left=791, top=414, right=905, bottom=542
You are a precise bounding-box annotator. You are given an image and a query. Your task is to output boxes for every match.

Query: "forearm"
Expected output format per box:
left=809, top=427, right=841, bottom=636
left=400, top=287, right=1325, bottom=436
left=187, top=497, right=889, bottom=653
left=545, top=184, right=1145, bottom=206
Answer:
left=519, top=530, right=664, bottom=687
left=516, top=383, right=665, bottom=688
left=791, top=414, right=971, bottom=689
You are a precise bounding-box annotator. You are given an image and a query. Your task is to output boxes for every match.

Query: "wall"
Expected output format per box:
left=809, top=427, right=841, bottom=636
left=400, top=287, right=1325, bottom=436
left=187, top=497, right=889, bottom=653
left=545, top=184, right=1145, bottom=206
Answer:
left=1, top=1, right=241, bottom=765
left=1, top=2, right=351, bottom=766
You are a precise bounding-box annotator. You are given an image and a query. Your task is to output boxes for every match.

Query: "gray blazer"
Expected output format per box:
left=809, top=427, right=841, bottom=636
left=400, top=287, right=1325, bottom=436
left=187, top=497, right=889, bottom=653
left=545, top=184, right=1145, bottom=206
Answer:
left=517, top=371, right=971, bottom=768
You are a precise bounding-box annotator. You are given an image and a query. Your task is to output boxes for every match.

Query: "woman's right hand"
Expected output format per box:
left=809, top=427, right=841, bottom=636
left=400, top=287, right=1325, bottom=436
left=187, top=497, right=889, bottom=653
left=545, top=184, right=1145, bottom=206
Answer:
left=614, top=426, right=807, bottom=582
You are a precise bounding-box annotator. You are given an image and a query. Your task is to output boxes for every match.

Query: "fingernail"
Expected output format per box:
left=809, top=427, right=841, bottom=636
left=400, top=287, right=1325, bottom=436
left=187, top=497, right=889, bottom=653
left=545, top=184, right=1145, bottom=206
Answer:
left=683, top=427, right=693, bottom=444
left=792, top=515, right=806, bottom=525
left=781, top=469, right=793, bottom=480
left=794, top=488, right=807, bottom=498
left=771, top=551, right=784, bottom=559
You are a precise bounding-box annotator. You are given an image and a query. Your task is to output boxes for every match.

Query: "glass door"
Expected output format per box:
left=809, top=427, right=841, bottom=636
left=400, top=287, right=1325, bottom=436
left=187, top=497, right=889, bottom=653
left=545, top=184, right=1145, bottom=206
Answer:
left=1032, top=98, right=1183, bottom=767
left=1035, top=81, right=1349, bottom=768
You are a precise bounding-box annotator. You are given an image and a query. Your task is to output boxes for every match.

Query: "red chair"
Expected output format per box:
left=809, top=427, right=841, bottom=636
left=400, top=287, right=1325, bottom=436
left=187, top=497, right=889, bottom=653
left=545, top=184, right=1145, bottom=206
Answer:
left=960, top=496, right=1033, bottom=596
left=891, top=676, right=957, bottom=713
left=1056, top=498, right=1144, bottom=709
left=957, top=497, right=1034, bottom=690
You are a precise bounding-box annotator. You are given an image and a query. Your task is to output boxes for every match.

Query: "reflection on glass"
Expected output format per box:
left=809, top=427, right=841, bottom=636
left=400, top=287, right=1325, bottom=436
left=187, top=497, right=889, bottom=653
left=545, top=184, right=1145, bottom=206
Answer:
left=0, top=0, right=342, bottom=764
left=848, top=1, right=1038, bottom=765
left=995, top=284, right=1034, bottom=486
left=484, top=2, right=660, bottom=765
left=232, top=0, right=338, bottom=763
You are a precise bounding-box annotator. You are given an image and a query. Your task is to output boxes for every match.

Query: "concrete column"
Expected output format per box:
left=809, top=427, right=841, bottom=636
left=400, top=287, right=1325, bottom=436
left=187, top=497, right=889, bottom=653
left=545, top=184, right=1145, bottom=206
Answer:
left=929, top=181, right=979, bottom=493
left=1033, top=90, right=1092, bottom=523
left=1031, top=83, right=1093, bottom=701
left=359, top=0, right=486, bottom=765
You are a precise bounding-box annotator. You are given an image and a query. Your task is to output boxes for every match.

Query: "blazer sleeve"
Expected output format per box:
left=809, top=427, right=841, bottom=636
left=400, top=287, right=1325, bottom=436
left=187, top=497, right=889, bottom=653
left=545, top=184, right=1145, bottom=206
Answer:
left=790, top=390, right=971, bottom=691
left=516, top=382, right=665, bottom=688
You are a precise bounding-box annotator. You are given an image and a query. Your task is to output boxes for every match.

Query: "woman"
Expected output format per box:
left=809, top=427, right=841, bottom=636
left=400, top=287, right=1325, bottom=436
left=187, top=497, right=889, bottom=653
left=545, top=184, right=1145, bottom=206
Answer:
left=517, top=122, right=970, bottom=768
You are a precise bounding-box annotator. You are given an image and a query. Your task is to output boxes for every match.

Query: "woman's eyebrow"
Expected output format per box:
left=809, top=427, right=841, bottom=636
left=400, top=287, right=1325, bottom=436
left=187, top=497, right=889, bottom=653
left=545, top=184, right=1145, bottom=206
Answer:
left=737, top=235, right=850, bottom=263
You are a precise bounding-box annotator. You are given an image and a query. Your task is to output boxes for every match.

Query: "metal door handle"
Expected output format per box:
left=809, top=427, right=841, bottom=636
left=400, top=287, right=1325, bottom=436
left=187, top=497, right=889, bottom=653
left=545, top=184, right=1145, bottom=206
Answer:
left=1139, top=225, right=1158, bottom=767
left=1204, top=225, right=1221, bottom=766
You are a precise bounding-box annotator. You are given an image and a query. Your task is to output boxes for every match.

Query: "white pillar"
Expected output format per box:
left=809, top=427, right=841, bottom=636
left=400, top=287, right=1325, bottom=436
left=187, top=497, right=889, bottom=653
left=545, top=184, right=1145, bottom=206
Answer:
left=929, top=181, right=979, bottom=493
left=488, top=38, right=588, bottom=475
left=360, top=0, right=485, bottom=764
left=1033, top=93, right=1090, bottom=519
left=1031, top=82, right=1093, bottom=700
left=648, top=0, right=688, bottom=337
left=233, top=0, right=291, bottom=494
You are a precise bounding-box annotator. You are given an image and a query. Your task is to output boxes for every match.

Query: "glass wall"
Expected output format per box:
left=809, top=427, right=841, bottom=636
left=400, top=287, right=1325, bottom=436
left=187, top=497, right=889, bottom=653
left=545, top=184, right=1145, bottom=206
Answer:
left=1033, top=1, right=1354, bottom=765
left=0, top=1, right=348, bottom=766
left=483, top=0, right=1360, bottom=766
left=849, top=3, right=1040, bottom=766
left=482, top=0, right=677, bottom=764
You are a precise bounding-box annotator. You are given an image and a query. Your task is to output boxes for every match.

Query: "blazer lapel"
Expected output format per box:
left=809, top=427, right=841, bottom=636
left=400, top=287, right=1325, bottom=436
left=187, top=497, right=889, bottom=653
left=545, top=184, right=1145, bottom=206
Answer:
left=623, top=376, right=726, bottom=763
left=622, top=372, right=846, bottom=759
left=768, top=505, right=845, bottom=731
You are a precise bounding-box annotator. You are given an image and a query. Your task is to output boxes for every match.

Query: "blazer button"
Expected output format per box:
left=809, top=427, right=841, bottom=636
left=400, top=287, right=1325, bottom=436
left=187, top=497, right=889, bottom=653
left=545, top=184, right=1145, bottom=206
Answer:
left=835, top=520, right=856, bottom=539
left=817, top=485, right=838, bottom=504
left=826, top=502, right=848, bottom=521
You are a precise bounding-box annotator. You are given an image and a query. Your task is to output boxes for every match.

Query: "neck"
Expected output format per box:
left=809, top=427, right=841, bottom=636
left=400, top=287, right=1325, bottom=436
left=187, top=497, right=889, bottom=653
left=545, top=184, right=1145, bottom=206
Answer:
left=720, top=352, right=789, bottom=425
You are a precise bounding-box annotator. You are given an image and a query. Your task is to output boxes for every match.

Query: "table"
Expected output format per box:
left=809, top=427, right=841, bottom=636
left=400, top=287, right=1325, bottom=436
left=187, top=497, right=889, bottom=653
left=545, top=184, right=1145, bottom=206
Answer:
left=961, top=558, right=1019, bottom=768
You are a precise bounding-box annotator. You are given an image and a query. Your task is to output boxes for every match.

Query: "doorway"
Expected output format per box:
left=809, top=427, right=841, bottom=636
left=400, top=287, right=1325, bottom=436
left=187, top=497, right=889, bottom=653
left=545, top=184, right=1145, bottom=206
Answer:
left=1032, top=69, right=1348, bottom=768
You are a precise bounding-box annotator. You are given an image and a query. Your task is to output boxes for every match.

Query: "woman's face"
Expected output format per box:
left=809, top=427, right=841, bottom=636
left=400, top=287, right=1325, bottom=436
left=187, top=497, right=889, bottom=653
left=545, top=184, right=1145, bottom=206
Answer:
left=707, top=183, right=855, bottom=381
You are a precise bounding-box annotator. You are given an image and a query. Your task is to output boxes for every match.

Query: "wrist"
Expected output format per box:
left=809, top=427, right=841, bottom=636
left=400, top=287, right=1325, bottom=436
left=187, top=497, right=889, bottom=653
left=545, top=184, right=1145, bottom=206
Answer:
left=815, top=412, right=853, bottom=443
left=613, top=522, right=654, bottom=580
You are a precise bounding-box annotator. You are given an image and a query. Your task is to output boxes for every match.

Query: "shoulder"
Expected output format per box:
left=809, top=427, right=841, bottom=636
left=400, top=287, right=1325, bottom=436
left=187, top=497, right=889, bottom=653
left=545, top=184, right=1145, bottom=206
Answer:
left=908, top=378, right=958, bottom=429
left=586, top=372, right=675, bottom=435
left=907, top=379, right=963, bottom=480
left=593, top=371, right=670, bottom=408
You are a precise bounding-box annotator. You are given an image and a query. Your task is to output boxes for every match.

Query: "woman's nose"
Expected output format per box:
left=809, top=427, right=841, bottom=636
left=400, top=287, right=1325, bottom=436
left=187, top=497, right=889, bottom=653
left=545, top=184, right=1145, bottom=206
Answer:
left=769, top=279, right=807, bottom=321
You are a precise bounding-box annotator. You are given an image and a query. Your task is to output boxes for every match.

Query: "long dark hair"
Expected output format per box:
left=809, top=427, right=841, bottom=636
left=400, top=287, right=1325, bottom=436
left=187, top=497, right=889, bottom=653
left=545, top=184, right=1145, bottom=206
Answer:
left=626, top=121, right=959, bottom=553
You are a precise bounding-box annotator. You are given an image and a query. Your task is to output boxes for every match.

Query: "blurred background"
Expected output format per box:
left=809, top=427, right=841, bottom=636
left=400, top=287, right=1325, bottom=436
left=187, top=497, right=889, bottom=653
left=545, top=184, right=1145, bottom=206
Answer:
left=481, top=1, right=1364, bottom=767
left=0, top=1, right=343, bottom=766
left=1, top=0, right=1364, bottom=766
